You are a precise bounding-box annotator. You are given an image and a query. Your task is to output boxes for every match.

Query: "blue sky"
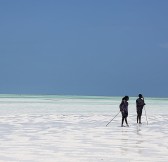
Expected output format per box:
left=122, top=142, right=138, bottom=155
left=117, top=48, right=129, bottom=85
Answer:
left=0, top=0, right=168, bottom=97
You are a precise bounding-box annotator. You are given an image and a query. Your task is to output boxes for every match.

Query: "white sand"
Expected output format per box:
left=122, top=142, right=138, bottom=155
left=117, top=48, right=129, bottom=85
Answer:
left=0, top=96, right=168, bottom=162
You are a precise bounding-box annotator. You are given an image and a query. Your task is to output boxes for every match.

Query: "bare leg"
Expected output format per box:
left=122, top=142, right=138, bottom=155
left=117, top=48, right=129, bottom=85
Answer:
left=139, top=115, right=142, bottom=124
left=121, top=116, right=124, bottom=126
left=126, top=118, right=129, bottom=126
left=125, top=118, right=129, bottom=126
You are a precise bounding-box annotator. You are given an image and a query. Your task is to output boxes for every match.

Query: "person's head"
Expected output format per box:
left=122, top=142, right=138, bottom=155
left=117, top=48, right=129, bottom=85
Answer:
left=123, top=95, right=129, bottom=101
left=138, top=94, right=143, bottom=98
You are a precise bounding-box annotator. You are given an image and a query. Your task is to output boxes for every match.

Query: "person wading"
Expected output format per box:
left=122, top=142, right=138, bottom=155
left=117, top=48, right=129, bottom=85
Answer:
left=120, top=96, right=129, bottom=127
left=136, top=94, right=146, bottom=124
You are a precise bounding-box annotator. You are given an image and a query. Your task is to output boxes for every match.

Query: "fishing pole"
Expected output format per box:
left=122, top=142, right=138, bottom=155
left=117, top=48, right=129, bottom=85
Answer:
left=144, top=106, right=148, bottom=125
left=106, top=111, right=120, bottom=127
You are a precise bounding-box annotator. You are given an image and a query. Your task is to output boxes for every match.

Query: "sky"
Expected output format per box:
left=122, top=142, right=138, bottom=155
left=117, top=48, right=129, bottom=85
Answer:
left=0, top=0, right=168, bottom=97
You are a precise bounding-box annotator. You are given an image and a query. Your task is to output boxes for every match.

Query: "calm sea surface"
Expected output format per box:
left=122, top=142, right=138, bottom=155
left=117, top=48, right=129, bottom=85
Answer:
left=0, top=94, right=167, bottom=115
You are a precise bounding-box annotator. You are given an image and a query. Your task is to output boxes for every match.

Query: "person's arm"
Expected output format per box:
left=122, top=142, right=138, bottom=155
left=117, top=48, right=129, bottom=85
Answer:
left=119, top=102, right=123, bottom=112
left=142, top=96, right=146, bottom=106
left=120, top=101, right=125, bottom=112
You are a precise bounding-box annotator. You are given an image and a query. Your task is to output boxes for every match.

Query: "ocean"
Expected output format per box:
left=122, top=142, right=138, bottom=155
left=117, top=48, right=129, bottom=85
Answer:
left=0, top=94, right=168, bottom=162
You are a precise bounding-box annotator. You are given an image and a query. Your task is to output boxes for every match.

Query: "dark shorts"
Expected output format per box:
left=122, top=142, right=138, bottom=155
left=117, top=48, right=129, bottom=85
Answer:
left=122, top=111, right=128, bottom=118
left=137, top=109, right=142, bottom=116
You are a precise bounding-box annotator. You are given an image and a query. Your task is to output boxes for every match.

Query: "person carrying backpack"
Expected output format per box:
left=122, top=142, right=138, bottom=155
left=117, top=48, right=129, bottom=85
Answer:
left=120, top=96, right=129, bottom=127
left=136, top=94, right=146, bottom=124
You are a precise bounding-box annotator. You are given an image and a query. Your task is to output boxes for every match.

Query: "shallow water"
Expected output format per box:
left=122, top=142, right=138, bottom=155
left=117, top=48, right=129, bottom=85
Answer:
left=0, top=95, right=168, bottom=162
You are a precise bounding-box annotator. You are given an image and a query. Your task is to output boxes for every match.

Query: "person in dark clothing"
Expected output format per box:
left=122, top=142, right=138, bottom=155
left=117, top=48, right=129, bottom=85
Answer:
left=120, top=96, right=129, bottom=127
left=136, top=94, right=146, bottom=124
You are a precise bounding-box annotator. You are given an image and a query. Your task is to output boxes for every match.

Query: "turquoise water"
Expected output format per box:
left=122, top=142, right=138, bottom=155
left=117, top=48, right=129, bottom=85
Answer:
left=0, top=94, right=119, bottom=115
left=0, top=94, right=168, bottom=115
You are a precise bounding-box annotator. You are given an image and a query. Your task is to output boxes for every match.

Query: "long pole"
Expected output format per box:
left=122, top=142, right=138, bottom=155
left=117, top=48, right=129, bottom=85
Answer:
left=144, top=106, right=148, bottom=125
left=106, top=111, right=120, bottom=127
